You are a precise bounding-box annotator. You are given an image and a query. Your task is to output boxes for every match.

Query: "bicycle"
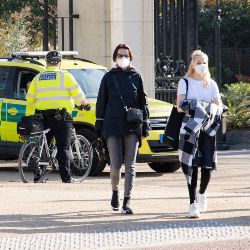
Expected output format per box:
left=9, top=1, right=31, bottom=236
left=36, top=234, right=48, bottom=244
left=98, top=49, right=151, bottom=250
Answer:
left=18, top=125, right=93, bottom=183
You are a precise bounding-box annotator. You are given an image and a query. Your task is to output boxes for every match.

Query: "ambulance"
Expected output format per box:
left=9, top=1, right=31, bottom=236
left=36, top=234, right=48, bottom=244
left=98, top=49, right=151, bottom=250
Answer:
left=0, top=51, right=179, bottom=175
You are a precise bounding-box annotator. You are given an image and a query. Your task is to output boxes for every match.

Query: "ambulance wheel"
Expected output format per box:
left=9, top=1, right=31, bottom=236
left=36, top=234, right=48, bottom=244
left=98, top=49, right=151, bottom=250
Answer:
left=148, top=162, right=180, bottom=173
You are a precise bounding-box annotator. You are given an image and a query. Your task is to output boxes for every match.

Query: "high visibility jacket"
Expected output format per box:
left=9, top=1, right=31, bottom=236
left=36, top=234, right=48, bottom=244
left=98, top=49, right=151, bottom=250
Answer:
left=26, top=66, right=85, bottom=113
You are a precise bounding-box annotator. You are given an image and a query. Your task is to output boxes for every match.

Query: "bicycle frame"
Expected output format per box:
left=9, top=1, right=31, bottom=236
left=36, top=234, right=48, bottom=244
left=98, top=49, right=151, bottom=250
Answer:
left=29, top=127, right=82, bottom=164
left=19, top=125, right=92, bottom=183
left=30, top=128, right=51, bottom=166
left=71, top=127, right=82, bottom=160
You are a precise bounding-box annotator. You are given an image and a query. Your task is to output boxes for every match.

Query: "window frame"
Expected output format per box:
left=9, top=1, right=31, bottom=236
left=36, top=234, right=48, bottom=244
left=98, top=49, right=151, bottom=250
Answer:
left=11, top=67, right=39, bottom=100
left=0, top=66, right=16, bottom=98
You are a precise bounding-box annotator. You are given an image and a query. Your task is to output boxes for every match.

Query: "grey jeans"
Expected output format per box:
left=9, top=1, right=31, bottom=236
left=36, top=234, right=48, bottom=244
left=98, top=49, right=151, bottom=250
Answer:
left=106, top=134, right=139, bottom=197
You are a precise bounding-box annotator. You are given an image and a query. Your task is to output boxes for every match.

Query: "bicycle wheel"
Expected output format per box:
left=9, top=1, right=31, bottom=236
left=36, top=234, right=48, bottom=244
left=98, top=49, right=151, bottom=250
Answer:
left=18, top=140, right=40, bottom=183
left=70, top=135, right=93, bottom=182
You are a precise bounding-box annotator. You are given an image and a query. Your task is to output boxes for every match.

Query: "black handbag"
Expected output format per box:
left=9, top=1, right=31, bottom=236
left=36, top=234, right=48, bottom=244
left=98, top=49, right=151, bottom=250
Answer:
left=17, top=115, right=44, bottom=135
left=112, top=74, right=143, bottom=124
left=164, top=78, right=188, bottom=149
left=126, top=108, right=143, bottom=124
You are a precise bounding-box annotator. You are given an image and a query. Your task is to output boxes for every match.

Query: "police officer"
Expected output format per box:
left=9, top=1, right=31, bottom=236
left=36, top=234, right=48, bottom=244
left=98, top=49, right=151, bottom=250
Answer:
left=26, top=50, right=90, bottom=183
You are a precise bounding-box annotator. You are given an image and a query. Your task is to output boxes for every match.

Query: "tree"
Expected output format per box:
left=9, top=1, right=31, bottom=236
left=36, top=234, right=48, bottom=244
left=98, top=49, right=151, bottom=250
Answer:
left=0, top=0, right=57, bottom=55
left=220, top=1, right=250, bottom=74
left=0, top=7, right=32, bottom=56
left=198, top=0, right=250, bottom=75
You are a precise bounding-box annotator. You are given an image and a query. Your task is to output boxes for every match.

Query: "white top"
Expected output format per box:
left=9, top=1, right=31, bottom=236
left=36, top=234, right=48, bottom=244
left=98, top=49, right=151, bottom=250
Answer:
left=177, top=76, right=221, bottom=102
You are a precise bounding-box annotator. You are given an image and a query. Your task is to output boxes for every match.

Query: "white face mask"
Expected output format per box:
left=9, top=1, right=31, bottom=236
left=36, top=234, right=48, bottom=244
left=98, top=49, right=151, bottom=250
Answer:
left=194, top=64, right=208, bottom=75
left=117, top=57, right=130, bottom=69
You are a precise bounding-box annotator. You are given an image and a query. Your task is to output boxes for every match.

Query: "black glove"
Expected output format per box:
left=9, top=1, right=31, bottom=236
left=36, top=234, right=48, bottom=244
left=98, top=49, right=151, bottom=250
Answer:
left=76, top=104, right=91, bottom=111
left=142, top=120, right=151, bottom=137
left=83, top=104, right=91, bottom=111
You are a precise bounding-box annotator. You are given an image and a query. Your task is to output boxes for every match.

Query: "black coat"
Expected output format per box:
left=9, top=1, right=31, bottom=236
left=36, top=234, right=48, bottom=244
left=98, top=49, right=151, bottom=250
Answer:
left=95, top=67, right=150, bottom=140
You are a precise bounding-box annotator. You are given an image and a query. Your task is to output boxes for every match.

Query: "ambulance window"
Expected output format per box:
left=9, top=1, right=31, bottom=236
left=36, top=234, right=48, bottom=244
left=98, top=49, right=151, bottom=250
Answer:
left=0, top=67, right=12, bottom=98
left=13, top=69, right=37, bottom=100
left=68, top=69, right=107, bottom=98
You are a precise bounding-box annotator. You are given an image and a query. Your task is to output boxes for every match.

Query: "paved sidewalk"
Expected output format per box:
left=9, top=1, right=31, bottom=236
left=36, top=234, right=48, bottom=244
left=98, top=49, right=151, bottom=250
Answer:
left=0, top=149, right=249, bottom=249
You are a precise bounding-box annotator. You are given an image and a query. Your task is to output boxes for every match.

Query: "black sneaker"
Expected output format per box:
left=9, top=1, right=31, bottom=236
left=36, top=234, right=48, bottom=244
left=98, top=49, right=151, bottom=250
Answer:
left=121, top=197, right=133, bottom=214
left=111, top=190, right=120, bottom=211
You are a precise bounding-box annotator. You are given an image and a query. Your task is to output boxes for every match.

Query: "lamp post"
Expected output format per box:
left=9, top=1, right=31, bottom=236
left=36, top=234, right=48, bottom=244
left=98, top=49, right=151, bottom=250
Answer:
left=214, top=0, right=222, bottom=88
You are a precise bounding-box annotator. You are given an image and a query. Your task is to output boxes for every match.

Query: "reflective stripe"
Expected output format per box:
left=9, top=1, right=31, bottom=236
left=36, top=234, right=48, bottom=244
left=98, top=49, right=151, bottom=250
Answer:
left=34, top=77, right=37, bottom=91
left=36, top=86, right=68, bottom=92
left=96, top=118, right=104, bottom=120
left=33, top=71, right=78, bottom=112
left=36, top=71, right=65, bottom=91
left=60, top=72, right=64, bottom=87
left=67, top=85, right=79, bottom=91
left=37, top=96, right=72, bottom=101
left=26, top=93, right=36, bottom=98
left=72, top=93, right=85, bottom=100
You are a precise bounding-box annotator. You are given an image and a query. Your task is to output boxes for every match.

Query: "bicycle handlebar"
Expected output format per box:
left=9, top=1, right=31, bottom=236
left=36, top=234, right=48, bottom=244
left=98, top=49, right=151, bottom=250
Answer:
left=75, top=104, right=91, bottom=111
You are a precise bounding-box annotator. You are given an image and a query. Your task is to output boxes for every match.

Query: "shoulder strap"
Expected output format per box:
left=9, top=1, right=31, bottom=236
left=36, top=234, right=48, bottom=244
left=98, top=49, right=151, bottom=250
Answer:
left=112, top=74, right=128, bottom=110
left=183, top=78, right=189, bottom=99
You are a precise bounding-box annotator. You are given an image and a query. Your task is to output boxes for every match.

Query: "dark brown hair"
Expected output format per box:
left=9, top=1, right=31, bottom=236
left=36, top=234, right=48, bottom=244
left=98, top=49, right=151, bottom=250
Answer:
left=112, top=43, right=133, bottom=61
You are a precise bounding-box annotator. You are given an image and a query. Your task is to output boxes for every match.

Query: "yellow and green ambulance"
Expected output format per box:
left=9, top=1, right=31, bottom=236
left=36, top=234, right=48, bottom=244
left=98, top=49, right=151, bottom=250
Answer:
left=0, top=52, right=179, bottom=175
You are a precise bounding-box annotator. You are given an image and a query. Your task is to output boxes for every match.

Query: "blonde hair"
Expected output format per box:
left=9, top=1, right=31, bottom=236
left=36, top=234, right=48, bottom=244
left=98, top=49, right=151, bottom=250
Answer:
left=185, top=50, right=211, bottom=87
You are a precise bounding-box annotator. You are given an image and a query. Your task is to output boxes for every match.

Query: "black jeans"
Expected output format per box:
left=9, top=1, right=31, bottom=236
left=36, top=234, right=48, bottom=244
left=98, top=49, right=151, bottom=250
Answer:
left=42, top=111, right=73, bottom=182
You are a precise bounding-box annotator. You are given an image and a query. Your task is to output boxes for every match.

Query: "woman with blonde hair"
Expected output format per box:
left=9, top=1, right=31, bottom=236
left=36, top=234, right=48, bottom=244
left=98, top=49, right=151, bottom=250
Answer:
left=176, top=50, right=222, bottom=218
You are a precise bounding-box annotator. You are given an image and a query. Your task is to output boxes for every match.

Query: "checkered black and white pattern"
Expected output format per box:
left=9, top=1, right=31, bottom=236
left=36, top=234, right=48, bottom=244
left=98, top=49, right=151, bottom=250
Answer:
left=178, top=99, right=221, bottom=184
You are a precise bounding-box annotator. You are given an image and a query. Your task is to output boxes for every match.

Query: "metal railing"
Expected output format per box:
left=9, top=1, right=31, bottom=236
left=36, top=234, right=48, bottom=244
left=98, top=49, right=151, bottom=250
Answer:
left=154, top=55, right=186, bottom=104
left=155, top=88, right=177, bottom=104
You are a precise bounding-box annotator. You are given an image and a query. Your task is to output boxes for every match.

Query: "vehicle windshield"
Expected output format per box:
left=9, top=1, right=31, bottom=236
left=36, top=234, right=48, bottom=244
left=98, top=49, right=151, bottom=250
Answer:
left=68, top=69, right=107, bottom=98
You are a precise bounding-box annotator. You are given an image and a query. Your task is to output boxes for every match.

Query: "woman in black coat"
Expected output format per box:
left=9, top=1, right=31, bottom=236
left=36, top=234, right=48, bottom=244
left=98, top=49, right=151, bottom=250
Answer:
left=95, top=43, right=150, bottom=214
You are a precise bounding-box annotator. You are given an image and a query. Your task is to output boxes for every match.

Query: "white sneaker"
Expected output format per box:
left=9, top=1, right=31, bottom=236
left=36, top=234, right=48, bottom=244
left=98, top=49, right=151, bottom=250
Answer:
left=197, top=193, right=207, bottom=212
left=188, top=203, right=200, bottom=218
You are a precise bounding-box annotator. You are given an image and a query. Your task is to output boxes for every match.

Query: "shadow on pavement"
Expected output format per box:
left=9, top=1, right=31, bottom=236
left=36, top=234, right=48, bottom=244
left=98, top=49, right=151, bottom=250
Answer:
left=0, top=168, right=168, bottom=183
left=0, top=212, right=249, bottom=236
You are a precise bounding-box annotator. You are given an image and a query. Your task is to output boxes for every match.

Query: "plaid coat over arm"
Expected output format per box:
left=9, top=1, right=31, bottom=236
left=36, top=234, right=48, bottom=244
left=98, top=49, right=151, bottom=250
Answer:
left=178, top=99, right=221, bottom=184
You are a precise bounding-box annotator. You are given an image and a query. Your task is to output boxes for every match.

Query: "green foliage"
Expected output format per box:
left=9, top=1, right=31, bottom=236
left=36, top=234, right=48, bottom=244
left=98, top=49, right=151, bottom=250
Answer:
left=197, top=5, right=214, bottom=50
left=0, top=0, right=24, bottom=17
left=222, top=82, right=250, bottom=130
left=198, top=1, right=250, bottom=77
left=209, top=66, right=216, bottom=79
left=0, top=0, right=57, bottom=55
left=209, top=66, right=234, bottom=84
left=198, top=0, right=250, bottom=50
left=222, top=67, right=234, bottom=84
left=221, top=1, right=250, bottom=49
left=0, top=7, right=35, bottom=56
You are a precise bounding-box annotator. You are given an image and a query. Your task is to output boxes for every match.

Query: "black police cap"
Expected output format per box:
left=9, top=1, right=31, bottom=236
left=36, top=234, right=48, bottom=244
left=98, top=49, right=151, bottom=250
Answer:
left=45, top=51, right=62, bottom=65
